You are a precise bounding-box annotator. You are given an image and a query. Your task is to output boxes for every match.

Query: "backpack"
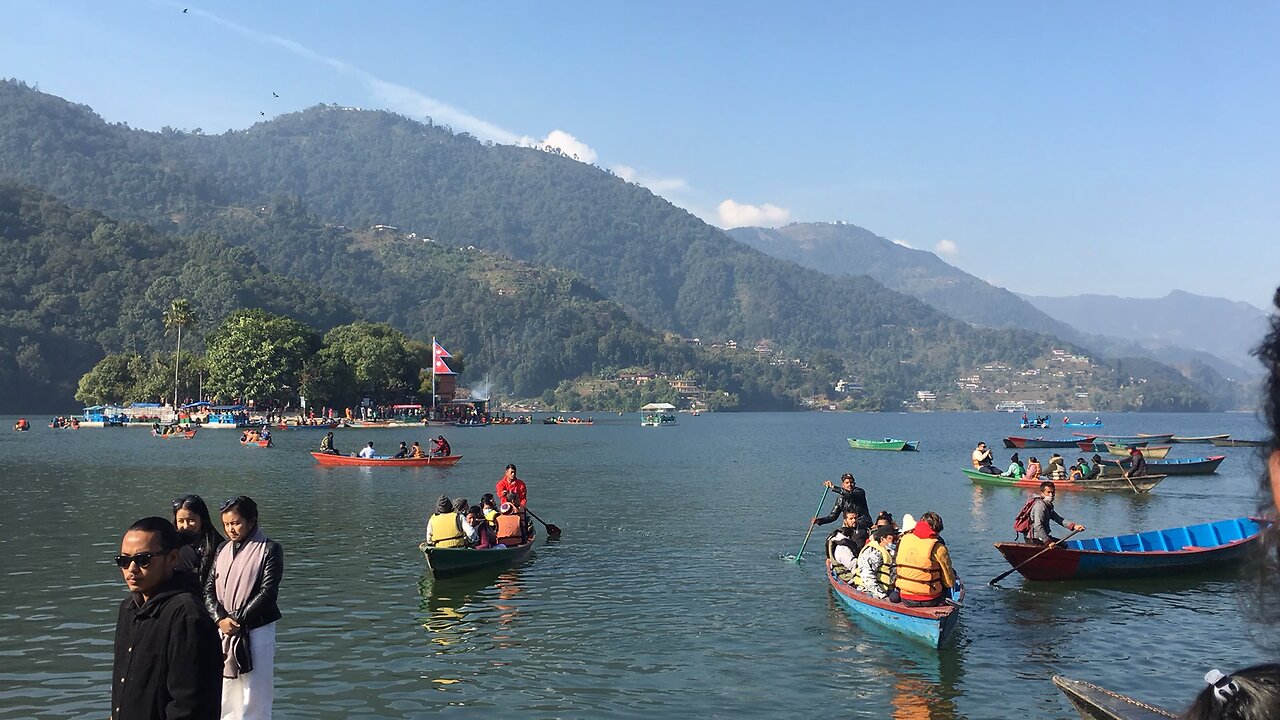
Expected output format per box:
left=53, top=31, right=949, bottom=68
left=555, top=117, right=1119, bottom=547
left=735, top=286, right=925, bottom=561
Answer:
left=1013, top=496, right=1040, bottom=536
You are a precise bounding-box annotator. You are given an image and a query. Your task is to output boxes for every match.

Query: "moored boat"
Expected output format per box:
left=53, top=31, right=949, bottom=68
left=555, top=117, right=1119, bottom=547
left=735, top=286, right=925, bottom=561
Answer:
left=1077, top=440, right=1145, bottom=452
left=1209, top=437, right=1267, bottom=447
left=992, top=516, right=1267, bottom=581
left=1005, top=435, right=1096, bottom=449
left=847, top=437, right=919, bottom=451
left=1104, top=443, right=1171, bottom=458
left=1099, top=455, right=1226, bottom=476
left=310, top=452, right=462, bottom=467
left=827, top=561, right=959, bottom=649
left=1170, top=434, right=1230, bottom=444
left=962, top=468, right=1164, bottom=493
left=419, top=536, right=535, bottom=578
left=1052, top=676, right=1176, bottom=719
left=1078, top=433, right=1174, bottom=445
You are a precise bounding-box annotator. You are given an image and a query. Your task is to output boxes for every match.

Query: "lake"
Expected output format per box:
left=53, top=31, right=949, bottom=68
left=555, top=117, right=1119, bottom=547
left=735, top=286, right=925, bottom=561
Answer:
left=0, top=411, right=1274, bottom=718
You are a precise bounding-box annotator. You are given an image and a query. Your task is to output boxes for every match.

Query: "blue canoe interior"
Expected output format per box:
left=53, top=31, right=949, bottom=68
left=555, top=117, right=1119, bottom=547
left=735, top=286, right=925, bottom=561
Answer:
left=1062, top=517, right=1262, bottom=554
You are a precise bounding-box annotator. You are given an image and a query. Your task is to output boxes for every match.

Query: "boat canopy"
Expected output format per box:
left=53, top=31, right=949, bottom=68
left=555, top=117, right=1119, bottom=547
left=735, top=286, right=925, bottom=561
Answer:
left=128, top=402, right=163, bottom=408
left=641, top=402, right=676, bottom=411
left=391, top=404, right=423, bottom=409
left=181, top=401, right=211, bottom=409
left=209, top=405, right=247, bottom=411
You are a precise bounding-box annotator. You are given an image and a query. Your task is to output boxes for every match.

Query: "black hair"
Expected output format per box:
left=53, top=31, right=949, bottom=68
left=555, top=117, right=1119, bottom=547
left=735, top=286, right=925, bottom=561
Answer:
left=1244, top=287, right=1280, bottom=637
left=506, top=463, right=517, bottom=473
left=1039, top=481, right=1056, bottom=493
left=1182, top=664, right=1280, bottom=720
left=219, top=496, right=259, bottom=523
left=481, top=493, right=496, bottom=508
left=920, top=511, right=944, bottom=534
left=126, top=516, right=183, bottom=551
left=172, top=494, right=225, bottom=554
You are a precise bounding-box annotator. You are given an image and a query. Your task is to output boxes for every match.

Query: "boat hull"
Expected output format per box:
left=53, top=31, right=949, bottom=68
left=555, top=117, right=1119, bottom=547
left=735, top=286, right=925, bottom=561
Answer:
left=962, top=468, right=1164, bottom=492
left=827, top=563, right=958, bottom=649
left=1104, top=443, right=1171, bottom=458
left=1005, top=436, right=1095, bottom=448
left=847, top=438, right=919, bottom=451
left=993, top=517, right=1266, bottom=581
left=420, top=539, right=534, bottom=578
left=1209, top=438, right=1267, bottom=447
left=310, top=452, right=461, bottom=467
left=1171, top=434, right=1229, bottom=444
left=1076, top=433, right=1174, bottom=445
left=1062, top=422, right=1104, bottom=428
left=152, top=430, right=197, bottom=439
left=1052, top=676, right=1176, bottom=720
left=1099, top=455, right=1226, bottom=476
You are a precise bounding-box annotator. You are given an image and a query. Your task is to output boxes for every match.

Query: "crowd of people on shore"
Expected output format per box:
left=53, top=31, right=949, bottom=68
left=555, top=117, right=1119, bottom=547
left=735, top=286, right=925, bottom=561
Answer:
left=426, top=464, right=532, bottom=549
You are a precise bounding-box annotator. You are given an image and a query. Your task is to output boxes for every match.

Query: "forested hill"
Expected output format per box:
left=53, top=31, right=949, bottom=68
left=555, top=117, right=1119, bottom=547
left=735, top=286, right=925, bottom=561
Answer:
left=0, top=80, right=1217, bottom=409
left=0, top=183, right=356, bottom=409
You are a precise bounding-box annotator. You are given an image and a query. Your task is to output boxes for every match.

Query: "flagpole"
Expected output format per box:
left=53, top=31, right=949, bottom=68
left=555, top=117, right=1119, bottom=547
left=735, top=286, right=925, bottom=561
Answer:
left=431, top=336, right=437, bottom=415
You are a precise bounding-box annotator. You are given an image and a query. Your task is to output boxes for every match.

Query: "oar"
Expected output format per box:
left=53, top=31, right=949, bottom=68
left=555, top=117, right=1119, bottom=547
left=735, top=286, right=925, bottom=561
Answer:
left=794, top=485, right=830, bottom=563
left=989, top=528, right=1083, bottom=586
left=526, top=508, right=561, bottom=538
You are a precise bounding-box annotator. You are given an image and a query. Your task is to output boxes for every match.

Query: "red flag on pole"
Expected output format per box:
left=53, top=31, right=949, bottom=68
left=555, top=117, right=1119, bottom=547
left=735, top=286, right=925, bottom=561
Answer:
left=433, top=341, right=451, bottom=359
left=433, top=356, right=456, bottom=375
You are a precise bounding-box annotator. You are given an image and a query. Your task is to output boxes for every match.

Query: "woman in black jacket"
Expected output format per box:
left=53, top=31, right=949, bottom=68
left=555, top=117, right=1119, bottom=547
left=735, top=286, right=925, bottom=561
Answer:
left=172, top=495, right=225, bottom=589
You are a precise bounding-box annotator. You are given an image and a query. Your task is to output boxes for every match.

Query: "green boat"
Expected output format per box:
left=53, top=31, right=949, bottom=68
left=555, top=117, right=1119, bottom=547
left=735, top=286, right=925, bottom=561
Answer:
left=847, top=437, right=919, bottom=451
left=961, top=467, right=1165, bottom=493
left=419, top=536, right=535, bottom=578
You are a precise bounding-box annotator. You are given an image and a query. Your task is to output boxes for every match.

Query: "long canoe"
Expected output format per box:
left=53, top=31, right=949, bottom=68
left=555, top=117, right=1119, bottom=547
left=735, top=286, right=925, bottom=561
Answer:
left=1104, top=443, right=1171, bottom=459
left=1170, top=434, right=1230, bottom=444
left=1052, top=676, right=1176, bottom=720
left=1062, top=421, right=1104, bottom=428
left=419, top=537, right=535, bottom=578
left=1005, top=435, right=1095, bottom=449
left=993, top=517, right=1267, bottom=581
left=1099, top=455, right=1226, bottom=476
left=1209, top=438, right=1267, bottom=447
left=847, top=437, right=919, bottom=451
left=827, top=561, right=959, bottom=649
left=1077, top=440, right=1145, bottom=452
left=1076, top=433, right=1174, bottom=445
left=152, top=429, right=197, bottom=439
left=310, top=452, right=462, bottom=467
left=962, top=468, right=1164, bottom=493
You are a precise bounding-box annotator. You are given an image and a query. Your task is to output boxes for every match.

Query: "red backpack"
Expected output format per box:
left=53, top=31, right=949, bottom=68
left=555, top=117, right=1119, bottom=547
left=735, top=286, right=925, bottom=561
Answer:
left=1013, top=496, right=1040, bottom=536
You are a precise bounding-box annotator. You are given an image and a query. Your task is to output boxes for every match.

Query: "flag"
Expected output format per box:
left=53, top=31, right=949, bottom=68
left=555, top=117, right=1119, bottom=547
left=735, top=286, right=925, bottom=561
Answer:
left=433, top=356, right=456, bottom=375
left=433, top=341, right=451, bottom=359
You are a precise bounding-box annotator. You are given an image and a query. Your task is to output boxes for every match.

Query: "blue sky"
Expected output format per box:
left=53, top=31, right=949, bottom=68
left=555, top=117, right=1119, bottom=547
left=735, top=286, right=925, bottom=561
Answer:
left=3, top=1, right=1277, bottom=308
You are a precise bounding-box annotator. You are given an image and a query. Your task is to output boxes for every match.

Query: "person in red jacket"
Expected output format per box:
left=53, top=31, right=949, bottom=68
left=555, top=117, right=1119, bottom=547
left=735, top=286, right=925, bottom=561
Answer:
left=495, top=464, right=527, bottom=509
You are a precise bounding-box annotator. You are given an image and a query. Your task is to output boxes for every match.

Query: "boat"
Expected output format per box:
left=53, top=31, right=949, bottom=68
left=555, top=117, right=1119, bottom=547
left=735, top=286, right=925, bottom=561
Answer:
left=419, top=536, right=535, bottom=578
left=1052, top=676, right=1176, bottom=719
left=1098, top=455, right=1226, bottom=476
left=1019, top=420, right=1050, bottom=429
left=1209, top=438, right=1267, bottom=447
left=310, top=452, right=462, bottom=467
left=1077, top=433, right=1174, bottom=445
left=641, top=414, right=677, bottom=427
left=1062, top=420, right=1104, bottom=428
left=453, top=419, right=491, bottom=427
left=1170, top=434, right=1230, bottom=444
left=827, top=561, right=959, bottom=649
left=846, top=438, right=919, bottom=451
left=992, top=516, right=1267, bottom=581
left=1104, top=443, right=1172, bottom=459
left=1077, top=440, right=1145, bottom=452
left=962, top=468, right=1165, bottom=493
left=995, top=400, right=1029, bottom=413
left=241, top=439, right=271, bottom=448
left=1004, top=435, right=1095, bottom=449
left=543, top=416, right=594, bottom=426
left=152, top=429, right=197, bottom=439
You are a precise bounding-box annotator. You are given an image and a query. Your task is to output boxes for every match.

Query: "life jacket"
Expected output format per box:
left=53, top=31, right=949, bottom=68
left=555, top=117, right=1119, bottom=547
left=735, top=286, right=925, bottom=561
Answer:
left=320, top=435, right=333, bottom=451
left=894, top=532, right=945, bottom=599
left=496, top=514, right=524, bottom=545
left=428, top=512, right=466, bottom=548
left=853, top=542, right=893, bottom=590
left=483, top=508, right=499, bottom=527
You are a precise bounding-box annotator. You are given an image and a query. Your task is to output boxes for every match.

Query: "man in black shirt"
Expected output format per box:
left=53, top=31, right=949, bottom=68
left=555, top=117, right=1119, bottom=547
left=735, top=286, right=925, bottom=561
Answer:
left=812, top=472, right=871, bottom=529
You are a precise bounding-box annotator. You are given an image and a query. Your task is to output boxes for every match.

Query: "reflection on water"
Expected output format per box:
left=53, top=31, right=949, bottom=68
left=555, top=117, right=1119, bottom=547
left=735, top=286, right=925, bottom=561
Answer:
left=417, top=568, right=526, bottom=651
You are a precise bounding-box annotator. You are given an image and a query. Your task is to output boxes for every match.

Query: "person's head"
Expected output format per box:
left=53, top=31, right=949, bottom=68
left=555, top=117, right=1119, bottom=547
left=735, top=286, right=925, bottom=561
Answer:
left=1030, top=457, right=1039, bottom=464
left=171, top=494, right=220, bottom=544
left=1039, top=481, right=1057, bottom=501
left=412, top=441, right=420, bottom=447
left=326, top=431, right=333, bottom=438
left=841, top=511, right=859, bottom=528
left=872, top=524, right=899, bottom=546
left=367, top=441, right=374, bottom=448
left=505, top=463, right=518, bottom=478
left=920, top=511, right=944, bottom=534
left=117, top=517, right=183, bottom=599
left=875, top=510, right=894, bottom=527
left=219, top=496, right=259, bottom=542
left=499, top=502, right=515, bottom=515
left=976, top=442, right=987, bottom=451
left=1076, top=457, right=1085, bottom=465
left=481, top=493, right=496, bottom=509
left=1092, top=454, right=1102, bottom=463
left=1010, top=453, right=1020, bottom=463
left=1130, top=446, right=1142, bottom=456
left=466, top=505, right=484, bottom=524
left=841, top=472, right=855, bottom=489
left=399, top=441, right=407, bottom=448
left=436, top=495, right=453, bottom=514
left=1182, top=664, right=1280, bottom=720
left=1051, top=453, right=1062, bottom=460
left=453, top=497, right=468, bottom=514
left=438, top=435, right=445, bottom=441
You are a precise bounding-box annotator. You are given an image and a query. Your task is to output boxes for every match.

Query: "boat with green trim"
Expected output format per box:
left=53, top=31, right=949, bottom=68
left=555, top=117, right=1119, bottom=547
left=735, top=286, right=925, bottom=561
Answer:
left=846, top=437, right=919, bottom=451
left=961, top=468, right=1165, bottom=492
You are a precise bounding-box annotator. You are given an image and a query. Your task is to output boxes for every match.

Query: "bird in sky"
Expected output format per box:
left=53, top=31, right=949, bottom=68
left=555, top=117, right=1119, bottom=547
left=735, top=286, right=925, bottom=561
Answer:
left=259, top=111, right=265, bottom=116
left=183, top=8, right=188, bottom=12
left=272, top=92, right=279, bottom=98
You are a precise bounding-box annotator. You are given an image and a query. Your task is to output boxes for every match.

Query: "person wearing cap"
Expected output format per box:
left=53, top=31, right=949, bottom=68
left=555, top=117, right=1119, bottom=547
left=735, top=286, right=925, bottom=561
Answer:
left=826, top=511, right=865, bottom=578
left=893, top=511, right=960, bottom=608
left=426, top=496, right=466, bottom=548
left=1124, top=447, right=1148, bottom=480
left=1002, top=453, right=1025, bottom=478
left=431, top=435, right=452, bottom=457
left=495, top=502, right=527, bottom=546
left=856, top=524, right=899, bottom=600
left=813, top=473, right=871, bottom=529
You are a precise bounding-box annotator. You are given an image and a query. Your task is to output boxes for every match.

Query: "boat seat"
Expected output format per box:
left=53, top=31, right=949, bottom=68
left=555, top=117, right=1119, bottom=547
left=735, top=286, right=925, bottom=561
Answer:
left=1188, top=524, right=1218, bottom=547
left=1138, top=531, right=1168, bottom=551
left=1161, top=528, right=1192, bottom=551
left=1117, top=534, right=1143, bottom=552
left=1098, top=536, right=1122, bottom=552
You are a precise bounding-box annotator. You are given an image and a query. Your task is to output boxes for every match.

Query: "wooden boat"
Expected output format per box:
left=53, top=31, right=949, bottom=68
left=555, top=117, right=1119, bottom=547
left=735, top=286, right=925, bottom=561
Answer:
left=1099, top=455, right=1226, bottom=476
left=310, top=452, right=462, bottom=467
left=241, top=439, right=271, bottom=448
left=641, top=414, right=677, bottom=427
left=1062, top=421, right=1104, bottom=428
left=419, top=536, right=535, bottom=578
left=1005, top=435, right=1095, bottom=449
left=1077, top=433, right=1174, bottom=445
left=847, top=437, right=919, bottom=451
left=992, top=516, right=1267, bottom=581
left=1077, top=440, right=1144, bottom=452
left=1105, top=443, right=1171, bottom=458
left=1171, top=434, right=1230, bottom=444
left=152, top=429, right=197, bottom=439
left=962, top=468, right=1164, bottom=493
left=1209, top=438, right=1267, bottom=447
left=1052, top=676, right=1176, bottom=720
left=827, top=561, right=959, bottom=649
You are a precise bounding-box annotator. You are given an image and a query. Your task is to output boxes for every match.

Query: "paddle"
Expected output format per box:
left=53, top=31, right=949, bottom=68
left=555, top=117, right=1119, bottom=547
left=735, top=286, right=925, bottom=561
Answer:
left=794, top=484, right=830, bottom=563
left=988, top=528, right=1084, bottom=586
left=526, top=508, right=562, bottom=538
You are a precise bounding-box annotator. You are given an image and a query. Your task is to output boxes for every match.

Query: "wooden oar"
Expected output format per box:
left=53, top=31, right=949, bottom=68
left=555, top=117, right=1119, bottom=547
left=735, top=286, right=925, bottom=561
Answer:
left=988, top=528, right=1084, bottom=586
left=526, top=508, right=561, bottom=538
left=794, top=485, right=830, bottom=563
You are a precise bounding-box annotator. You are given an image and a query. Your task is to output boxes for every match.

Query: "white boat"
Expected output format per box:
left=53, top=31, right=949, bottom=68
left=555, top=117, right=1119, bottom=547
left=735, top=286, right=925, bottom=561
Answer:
left=639, top=402, right=678, bottom=427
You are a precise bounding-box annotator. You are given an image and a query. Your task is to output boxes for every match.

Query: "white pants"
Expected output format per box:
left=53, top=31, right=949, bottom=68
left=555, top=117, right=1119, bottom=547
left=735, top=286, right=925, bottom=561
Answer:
left=221, top=621, right=276, bottom=720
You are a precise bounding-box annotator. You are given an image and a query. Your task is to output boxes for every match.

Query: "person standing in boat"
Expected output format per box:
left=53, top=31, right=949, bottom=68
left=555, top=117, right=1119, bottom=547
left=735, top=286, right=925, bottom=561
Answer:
left=1124, top=447, right=1148, bottom=479
left=893, top=511, right=960, bottom=608
left=319, top=431, right=339, bottom=455
left=1023, top=481, right=1084, bottom=545
left=812, top=473, right=871, bottom=530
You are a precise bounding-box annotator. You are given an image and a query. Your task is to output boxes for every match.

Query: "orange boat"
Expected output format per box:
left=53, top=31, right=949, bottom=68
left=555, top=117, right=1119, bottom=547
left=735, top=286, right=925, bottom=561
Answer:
left=153, top=429, right=197, bottom=439
left=310, top=452, right=461, bottom=467
left=241, top=439, right=271, bottom=447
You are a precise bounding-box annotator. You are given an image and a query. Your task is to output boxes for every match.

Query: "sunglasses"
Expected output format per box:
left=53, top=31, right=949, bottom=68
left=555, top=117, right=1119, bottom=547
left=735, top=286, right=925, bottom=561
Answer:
left=219, top=497, right=242, bottom=512
left=114, top=551, right=166, bottom=569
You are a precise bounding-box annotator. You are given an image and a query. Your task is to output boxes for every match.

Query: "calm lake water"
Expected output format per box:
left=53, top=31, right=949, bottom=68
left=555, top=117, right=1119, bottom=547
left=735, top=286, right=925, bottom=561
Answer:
left=0, top=412, right=1274, bottom=719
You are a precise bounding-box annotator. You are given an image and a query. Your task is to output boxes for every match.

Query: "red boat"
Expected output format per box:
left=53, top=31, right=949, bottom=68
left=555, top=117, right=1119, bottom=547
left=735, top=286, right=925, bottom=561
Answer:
left=241, top=439, right=271, bottom=447
left=310, top=452, right=461, bottom=467
left=153, top=429, right=197, bottom=439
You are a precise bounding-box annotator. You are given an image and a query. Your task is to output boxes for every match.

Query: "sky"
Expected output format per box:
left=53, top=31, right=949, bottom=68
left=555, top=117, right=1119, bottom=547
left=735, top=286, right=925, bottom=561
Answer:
left=2, top=1, right=1278, bottom=308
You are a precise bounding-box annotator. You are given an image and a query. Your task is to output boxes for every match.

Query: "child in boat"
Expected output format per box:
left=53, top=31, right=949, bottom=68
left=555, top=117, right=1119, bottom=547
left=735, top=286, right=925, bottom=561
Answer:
left=467, top=506, right=496, bottom=549
left=1025, top=457, right=1042, bottom=482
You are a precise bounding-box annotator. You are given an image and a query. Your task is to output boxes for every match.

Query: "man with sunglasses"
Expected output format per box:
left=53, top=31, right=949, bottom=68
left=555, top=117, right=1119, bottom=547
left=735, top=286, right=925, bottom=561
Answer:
left=112, top=516, right=221, bottom=720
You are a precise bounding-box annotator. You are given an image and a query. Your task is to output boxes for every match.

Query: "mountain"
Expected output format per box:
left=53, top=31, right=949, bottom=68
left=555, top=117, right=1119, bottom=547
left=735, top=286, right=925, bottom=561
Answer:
left=0, top=80, right=1218, bottom=410
left=1019, top=291, right=1268, bottom=375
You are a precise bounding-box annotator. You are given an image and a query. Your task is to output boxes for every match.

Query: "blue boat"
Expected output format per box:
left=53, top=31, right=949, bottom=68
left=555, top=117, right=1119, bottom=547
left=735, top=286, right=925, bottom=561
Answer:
left=993, top=517, right=1268, bottom=581
left=826, top=562, right=960, bottom=648
left=1061, top=421, right=1103, bottom=428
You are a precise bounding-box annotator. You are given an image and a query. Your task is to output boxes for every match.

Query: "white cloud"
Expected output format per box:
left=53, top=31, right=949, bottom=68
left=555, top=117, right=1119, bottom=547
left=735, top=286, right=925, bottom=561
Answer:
left=537, top=129, right=597, bottom=164
left=612, top=164, right=689, bottom=194
left=892, top=238, right=914, bottom=249
left=935, top=239, right=959, bottom=257
left=716, top=199, right=791, bottom=229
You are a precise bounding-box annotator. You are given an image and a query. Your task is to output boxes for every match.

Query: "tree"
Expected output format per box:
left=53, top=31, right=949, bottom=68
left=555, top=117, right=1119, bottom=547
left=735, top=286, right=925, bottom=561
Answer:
left=320, top=322, right=418, bottom=402
left=205, top=309, right=318, bottom=406
left=162, top=298, right=197, bottom=409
